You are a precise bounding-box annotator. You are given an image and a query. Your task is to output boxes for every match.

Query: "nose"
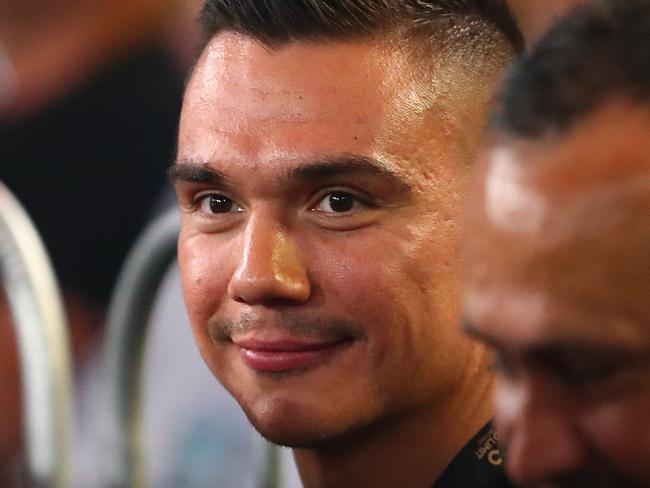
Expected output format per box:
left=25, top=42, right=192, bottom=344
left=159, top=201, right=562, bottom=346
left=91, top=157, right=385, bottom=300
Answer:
left=494, top=376, right=590, bottom=485
left=227, top=215, right=311, bottom=306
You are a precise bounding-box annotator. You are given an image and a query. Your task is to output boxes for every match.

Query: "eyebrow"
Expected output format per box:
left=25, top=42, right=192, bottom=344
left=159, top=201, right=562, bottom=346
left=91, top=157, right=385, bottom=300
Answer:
left=169, top=154, right=412, bottom=193
left=286, top=155, right=411, bottom=194
left=168, top=162, right=231, bottom=187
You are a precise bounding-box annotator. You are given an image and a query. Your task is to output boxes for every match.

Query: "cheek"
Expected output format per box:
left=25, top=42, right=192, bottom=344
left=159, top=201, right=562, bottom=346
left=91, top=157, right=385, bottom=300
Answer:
left=178, top=232, right=233, bottom=326
left=311, top=229, right=424, bottom=321
left=310, top=221, right=464, bottom=354
left=403, top=213, right=465, bottom=326
left=583, top=393, right=650, bottom=479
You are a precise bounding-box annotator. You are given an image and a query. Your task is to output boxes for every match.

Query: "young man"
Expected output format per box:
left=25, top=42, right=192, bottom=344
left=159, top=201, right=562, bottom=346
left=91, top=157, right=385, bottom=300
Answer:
left=463, top=1, right=650, bottom=486
left=172, top=1, right=522, bottom=486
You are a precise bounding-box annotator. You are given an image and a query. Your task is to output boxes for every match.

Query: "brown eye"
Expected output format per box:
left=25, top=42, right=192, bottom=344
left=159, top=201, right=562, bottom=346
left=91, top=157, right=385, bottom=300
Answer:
left=315, top=191, right=363, bottom=213
left=198, top=194, right=243, bottom=214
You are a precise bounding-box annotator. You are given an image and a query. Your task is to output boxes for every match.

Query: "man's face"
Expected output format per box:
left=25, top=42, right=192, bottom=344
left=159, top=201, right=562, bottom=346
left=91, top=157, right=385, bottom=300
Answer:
left=175, top=32, right=495, bottom=447
left=463, top=101, right=650, bottom=487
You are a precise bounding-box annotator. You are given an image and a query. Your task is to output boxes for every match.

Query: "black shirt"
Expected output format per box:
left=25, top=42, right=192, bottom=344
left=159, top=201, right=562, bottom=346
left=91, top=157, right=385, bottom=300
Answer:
left=433, top=423, right=513, bottom=488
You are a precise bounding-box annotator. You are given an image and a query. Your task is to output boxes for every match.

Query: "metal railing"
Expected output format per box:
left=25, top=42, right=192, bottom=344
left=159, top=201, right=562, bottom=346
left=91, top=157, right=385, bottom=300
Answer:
left=100, top=207, right=180, bottom=488
left=0, top=181, right=73, bottom=488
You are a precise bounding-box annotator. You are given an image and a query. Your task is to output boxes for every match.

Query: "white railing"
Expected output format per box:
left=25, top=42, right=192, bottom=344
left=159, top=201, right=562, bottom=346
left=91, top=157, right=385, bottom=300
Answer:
left=0, top=181, right=73, bottom=488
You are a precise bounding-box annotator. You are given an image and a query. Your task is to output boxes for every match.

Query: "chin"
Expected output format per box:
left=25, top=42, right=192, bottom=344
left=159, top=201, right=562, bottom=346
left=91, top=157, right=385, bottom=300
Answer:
left=254, top=425, right=329, bottom=449
left=240, top=393, right=368, bottom=449
left=241, top=397, right=329, bottom=447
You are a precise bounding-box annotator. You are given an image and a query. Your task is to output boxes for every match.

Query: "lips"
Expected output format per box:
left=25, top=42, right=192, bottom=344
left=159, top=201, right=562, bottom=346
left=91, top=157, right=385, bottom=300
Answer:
left=234, top=337, right=353, bottom=373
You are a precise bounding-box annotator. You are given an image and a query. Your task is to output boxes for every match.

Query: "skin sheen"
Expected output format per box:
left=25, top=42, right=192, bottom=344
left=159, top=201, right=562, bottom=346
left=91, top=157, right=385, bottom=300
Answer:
left=174, top=32, right=504, bottom=487
left=464, top=101, right=650, bottom=488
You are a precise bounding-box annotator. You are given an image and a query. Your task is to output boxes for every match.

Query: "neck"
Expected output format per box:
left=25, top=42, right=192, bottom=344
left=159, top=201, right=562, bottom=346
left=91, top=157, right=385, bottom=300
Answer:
left=293, top=361, right=495, bottom=488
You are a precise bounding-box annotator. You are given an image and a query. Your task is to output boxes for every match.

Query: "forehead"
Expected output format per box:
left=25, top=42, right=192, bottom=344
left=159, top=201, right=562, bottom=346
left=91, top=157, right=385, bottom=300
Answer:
left=464, top=101, right=650, bottom=346
left=179, top=32, right=413, bottom=166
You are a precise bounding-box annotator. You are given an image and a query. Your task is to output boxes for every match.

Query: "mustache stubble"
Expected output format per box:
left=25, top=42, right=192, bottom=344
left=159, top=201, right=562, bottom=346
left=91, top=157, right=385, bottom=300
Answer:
left=209, top=312, right=366, bottom=343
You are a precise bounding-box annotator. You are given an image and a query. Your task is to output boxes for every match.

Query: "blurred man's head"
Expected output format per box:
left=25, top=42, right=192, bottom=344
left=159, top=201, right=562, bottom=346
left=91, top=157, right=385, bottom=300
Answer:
left=463, top=1, right=650, bottom=486
left=173, top=1, right=520, bottom=483
left=506, top=0, right=587, bottom=43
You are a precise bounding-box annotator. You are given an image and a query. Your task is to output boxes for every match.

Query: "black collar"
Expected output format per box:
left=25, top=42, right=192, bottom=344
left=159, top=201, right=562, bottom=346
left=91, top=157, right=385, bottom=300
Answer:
left=432, top=422, right=513, bottom=488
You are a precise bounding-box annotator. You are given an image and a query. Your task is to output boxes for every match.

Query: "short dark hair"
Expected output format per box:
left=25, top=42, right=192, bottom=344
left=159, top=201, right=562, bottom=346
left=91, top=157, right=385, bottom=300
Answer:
left=197, top=0, right=523, bottom=54
left=493, top=0, right=650, bottom=140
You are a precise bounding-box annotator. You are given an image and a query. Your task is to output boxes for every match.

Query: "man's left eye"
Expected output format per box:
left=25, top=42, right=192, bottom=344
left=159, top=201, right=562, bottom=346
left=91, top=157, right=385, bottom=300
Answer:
left=313, top=191, right=364, bottom=213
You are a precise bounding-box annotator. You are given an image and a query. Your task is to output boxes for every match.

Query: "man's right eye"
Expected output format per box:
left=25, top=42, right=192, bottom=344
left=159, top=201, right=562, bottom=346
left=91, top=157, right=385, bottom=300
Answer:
left=197, top=193, right=243, bottom=214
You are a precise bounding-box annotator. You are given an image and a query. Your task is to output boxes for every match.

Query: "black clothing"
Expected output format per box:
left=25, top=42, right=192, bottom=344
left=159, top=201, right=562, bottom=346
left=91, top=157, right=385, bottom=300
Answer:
left=0, top=46, right=183, bottom=307
left=433, top=423, right=514, bottom=488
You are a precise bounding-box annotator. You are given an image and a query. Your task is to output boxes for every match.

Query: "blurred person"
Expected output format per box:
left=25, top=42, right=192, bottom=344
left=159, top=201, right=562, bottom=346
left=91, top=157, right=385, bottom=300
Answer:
left=463, top=0, right=650, bottom=486
left=507, top=0, right=587, bottom=43
left=0, top=0, right=186, bottom=481
left=172, top=1, right=523, bottom=486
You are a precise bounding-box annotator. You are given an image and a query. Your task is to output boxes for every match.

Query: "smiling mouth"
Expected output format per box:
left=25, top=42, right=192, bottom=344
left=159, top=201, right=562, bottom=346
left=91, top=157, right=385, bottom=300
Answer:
left=234, top=338, right=355, bottom=373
